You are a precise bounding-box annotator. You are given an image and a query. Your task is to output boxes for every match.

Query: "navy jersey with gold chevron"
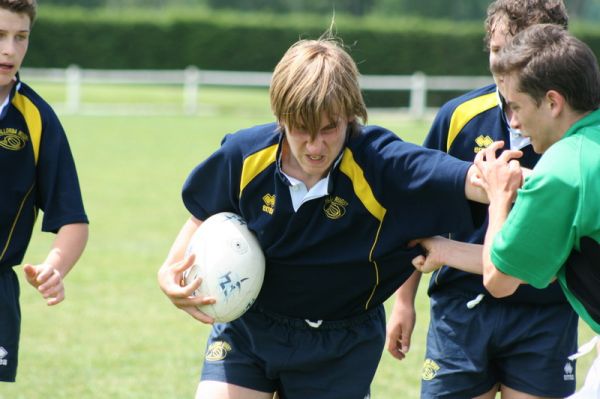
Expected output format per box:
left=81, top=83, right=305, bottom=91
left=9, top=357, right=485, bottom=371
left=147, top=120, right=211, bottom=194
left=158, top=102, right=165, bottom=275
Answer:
left=424, top=83, right=565, bottom=304
left=0, top=77, right=88, bottom=270
left=183, top=122, right=474, bottom=320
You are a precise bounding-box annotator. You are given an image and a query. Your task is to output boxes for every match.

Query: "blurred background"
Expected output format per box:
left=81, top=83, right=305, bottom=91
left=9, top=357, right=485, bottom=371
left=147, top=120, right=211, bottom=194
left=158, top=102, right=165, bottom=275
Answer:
left=2, top=1, right=598, bottom=398
left=22, top=0, right=600, bottom=115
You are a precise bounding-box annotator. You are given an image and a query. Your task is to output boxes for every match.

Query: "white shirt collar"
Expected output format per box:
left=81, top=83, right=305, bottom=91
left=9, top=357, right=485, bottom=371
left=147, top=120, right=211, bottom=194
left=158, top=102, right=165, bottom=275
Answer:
left=282, top=173, right=329, bottom=212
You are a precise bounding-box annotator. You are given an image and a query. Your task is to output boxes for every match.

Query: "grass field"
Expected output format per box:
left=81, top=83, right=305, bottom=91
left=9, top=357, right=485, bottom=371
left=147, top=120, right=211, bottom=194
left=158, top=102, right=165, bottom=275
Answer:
left=0, top=85, right=595, bottom=398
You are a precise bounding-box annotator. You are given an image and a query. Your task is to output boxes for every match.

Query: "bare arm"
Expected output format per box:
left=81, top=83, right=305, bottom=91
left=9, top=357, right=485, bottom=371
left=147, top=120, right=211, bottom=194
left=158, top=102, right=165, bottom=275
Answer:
left=23, top=223, right=88, bottom=306
left=386, top=271, right=420, bottom=360
left=411, top=236, right=484, bottom=274
left=464, top=164, right=489, bottom=204
left=157, top=215, right=216, bottom=324
left=474, top=142, right=524, bottom=297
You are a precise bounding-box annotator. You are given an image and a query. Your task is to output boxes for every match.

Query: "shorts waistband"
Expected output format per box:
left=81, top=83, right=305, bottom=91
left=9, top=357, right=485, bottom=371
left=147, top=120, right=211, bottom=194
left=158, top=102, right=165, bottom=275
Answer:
left=252, top=305, right=383, bottom=330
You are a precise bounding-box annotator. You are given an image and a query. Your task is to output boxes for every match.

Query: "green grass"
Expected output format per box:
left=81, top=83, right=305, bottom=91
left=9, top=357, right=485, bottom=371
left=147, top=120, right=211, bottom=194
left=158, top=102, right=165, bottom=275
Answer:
left=0, top=85, right=595, bottom=398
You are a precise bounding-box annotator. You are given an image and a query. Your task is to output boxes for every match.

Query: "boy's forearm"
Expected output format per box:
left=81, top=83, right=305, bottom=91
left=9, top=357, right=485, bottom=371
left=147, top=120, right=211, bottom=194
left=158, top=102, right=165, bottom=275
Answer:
left=44, top=223, right=88, bottom=278
left=441, top=240, right=484, bottom=275
left=482, top=201, right=520, bottom=296
left=395, top=270, right=421, bottom=306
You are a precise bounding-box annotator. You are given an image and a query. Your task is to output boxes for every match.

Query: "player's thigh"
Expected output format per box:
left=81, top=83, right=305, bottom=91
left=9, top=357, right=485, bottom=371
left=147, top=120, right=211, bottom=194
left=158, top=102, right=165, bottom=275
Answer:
left=496, top=303, right=578, bottom=397
left=0, top=268, right=21, bottom=382
left=199, top=317, right=278, bottom=393
left=500, top=384, right=558, bottom=399
left=421, top=293, right=498, bottom=398
left=278, top=307, right=386, bottom=399
left=473, top=384, right=500, bottom=399
left=195, top=380, right=274, bottom=399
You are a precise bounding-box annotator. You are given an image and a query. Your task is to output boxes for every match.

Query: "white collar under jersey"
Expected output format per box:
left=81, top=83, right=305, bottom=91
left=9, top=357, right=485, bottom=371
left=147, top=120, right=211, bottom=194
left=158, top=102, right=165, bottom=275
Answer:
left=0, top=79, right=20, bottom=118
left=282, top=173, right=330, bottom=212
left=277, top=141, right=344, bottom=212
left=496, top=88, right=532, bottom=151
left=0, top=94, right=9, bottom=115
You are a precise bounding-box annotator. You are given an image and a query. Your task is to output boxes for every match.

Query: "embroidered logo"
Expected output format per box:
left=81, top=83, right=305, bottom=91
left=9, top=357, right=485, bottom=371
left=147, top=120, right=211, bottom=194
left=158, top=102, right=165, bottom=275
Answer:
left=0, top=128, right=28, bottom=152
left=563, top=361, right=575, bottom=381
left=262, top=194, right=275, bottom=215
left=323, top=196, right=347, bottom=219
left=422, top=358, right=440, bottom=381
left=0, top=346, right=8, bottom=366
left=474, top=134, right=494, bottom=153
left=205, top=341, right=232, bottom=361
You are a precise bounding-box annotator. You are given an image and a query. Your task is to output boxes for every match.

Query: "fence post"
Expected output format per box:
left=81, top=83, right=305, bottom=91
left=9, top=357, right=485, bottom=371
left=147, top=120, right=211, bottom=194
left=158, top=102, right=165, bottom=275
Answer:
left=184, top=65, right=200, bottom=115
left=65, top=64, right=81, bottom=114
left=409, top=71, right=427, bottom=119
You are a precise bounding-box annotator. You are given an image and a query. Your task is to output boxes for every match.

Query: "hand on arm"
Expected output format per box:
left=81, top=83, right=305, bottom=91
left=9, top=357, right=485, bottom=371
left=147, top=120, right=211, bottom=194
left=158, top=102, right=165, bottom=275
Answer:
left=157, top=216, right=216, bottom=324
left=386, top=271, right=420, bottom=361
left=411, top=236, right=483, bottom=274
left=474, top=141, right=524, bottom=296
left=24, top=223, right=88, bottom=306
left=465, top=141, right=523, bottom=204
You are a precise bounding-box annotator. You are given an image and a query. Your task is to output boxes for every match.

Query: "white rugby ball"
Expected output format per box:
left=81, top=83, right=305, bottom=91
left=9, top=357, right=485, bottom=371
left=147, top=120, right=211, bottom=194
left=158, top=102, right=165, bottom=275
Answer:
left=184, top=212, right=265, bottom=323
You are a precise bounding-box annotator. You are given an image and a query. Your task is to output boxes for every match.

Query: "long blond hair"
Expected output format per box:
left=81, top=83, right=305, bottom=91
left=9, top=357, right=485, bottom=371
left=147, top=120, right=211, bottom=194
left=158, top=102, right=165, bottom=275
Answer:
left=270, top=29, right=367, bottom=138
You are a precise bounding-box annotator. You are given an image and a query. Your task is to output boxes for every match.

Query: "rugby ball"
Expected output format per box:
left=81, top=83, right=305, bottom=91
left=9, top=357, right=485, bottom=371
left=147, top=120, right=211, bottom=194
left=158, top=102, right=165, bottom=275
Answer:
left=183, top=212, right=265, bottom=323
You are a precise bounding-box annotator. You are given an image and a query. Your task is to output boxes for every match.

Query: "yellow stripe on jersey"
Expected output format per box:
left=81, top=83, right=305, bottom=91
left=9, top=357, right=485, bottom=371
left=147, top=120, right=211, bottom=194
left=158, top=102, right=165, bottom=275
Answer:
left=12, top=92, right=42, bottom=165
left=339, top=148, right=386, bottom=222
left=0, top=182, right=35, bottom=262
left=240, top=144, right=278, bottom=198
left=339, top=148, right=387, bottom=310
left=447, top=92, right=497, bottom=151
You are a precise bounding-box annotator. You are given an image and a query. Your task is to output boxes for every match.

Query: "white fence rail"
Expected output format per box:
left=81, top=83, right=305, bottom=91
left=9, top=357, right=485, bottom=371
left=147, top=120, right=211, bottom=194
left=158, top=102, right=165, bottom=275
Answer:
left=21, top=65, right=493, bottom=118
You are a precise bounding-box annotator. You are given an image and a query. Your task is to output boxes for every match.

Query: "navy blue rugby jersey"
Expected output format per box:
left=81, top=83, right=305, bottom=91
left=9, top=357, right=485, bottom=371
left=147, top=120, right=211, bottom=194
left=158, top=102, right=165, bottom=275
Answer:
left=183, top=122, right=474, bottom=320
left=424, top=83, right=565, bottom=304
left=0, top=77, right=88, bottom=270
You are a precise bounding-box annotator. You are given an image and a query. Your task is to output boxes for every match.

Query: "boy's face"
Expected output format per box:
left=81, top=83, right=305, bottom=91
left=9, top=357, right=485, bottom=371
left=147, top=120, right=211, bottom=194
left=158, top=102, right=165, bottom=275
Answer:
left=502, top=73, right=557, bottom=153
left=0, top=8, right=30, bottom=89
left=489, top=18, right=511, bottom=92
left=282, top=112, right=349, bottom=187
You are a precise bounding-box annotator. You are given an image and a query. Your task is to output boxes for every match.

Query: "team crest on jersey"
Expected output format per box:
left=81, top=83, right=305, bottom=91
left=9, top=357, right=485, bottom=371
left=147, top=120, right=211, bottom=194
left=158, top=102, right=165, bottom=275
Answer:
left=0, top=128, right=28, bottom=152
left=323, top=196, right=347, bottom=219
left=262, top=193, right=275, bottom=215
left=205, top=341, right=232, bottom=361
left=474, top=134, right=493, bottom=153
left=563, top=361, right=575, bottom=381
left=422, top=358, right=440, bottom=381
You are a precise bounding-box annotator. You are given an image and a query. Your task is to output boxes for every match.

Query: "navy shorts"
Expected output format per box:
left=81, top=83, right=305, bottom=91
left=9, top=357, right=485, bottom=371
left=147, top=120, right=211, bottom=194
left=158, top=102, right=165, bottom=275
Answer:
left=0, top=268, right=21, bottom=382
left=200, top=305, right=385, bottom=399
left=421, top=292, right=578, bottom=398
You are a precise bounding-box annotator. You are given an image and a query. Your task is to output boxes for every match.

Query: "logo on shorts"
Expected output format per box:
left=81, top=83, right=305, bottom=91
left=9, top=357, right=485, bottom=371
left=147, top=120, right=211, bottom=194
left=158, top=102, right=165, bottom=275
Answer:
left=422, top=358, right=440, bottom=381
left=323, top=196, right=347, bottom=220
left=205, top=341, right=232, bottom=362
left=0, top=128, right=28, bottom=152
left=474, top=134, right=493, bottom=153
left=262, top=194, right=275, bottom=215
left=564, top=361, right=575, bottom=381
left=0, top=347, right=8, bottom=366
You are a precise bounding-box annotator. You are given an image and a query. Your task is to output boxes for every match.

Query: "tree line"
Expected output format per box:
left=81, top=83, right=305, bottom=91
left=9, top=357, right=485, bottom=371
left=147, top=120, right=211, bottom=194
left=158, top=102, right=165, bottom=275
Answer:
left=42, top=0, right=600, bottom=21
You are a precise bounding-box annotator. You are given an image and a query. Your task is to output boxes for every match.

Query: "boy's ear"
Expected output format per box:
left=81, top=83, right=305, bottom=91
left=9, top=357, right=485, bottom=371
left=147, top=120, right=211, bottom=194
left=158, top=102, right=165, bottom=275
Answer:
left=546, top=90, right=566, bottom=118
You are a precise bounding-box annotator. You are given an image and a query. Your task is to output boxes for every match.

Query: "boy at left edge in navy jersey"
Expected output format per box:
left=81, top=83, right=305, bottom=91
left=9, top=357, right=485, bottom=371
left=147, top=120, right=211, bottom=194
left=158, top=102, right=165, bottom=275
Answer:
left=157, top=28, right=507, bottom=399
left=0, top=0, right=89, bottom=383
